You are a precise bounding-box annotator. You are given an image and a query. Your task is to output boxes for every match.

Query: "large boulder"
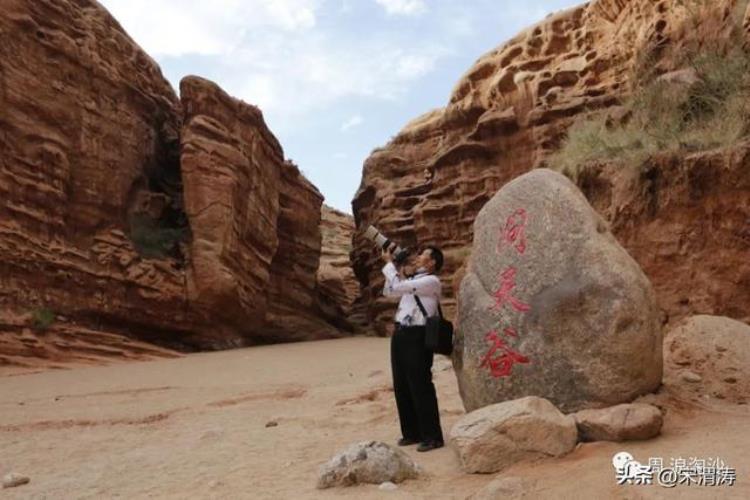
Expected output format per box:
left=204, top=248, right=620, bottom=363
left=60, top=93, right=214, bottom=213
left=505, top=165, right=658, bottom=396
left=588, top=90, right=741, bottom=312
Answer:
left=573, top=403, right=663, bottom=442
left=456, top=169, right=662, bottom=413
left=449, top=396, right=577, bottom=474
left=316, top=441, right=420, bottom=489
left=663, top=315, right=750, bottom=406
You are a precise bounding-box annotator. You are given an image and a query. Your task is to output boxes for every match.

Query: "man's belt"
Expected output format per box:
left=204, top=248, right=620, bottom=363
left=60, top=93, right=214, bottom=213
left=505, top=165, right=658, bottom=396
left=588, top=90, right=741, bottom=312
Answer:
left=395, top=322, right=426, bottom=330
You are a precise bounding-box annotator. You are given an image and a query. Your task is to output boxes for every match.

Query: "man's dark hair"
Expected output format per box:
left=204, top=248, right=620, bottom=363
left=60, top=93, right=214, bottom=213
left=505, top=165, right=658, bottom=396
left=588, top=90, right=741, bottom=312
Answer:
left=425, top=246, right=444, bottom=273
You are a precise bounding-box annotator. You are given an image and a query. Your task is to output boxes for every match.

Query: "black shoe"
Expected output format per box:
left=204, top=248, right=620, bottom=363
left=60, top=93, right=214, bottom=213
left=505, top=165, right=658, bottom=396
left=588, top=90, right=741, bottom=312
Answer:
left=416, top=440, right=444, bottom=452
left=397, top=437, right=419, bottom=446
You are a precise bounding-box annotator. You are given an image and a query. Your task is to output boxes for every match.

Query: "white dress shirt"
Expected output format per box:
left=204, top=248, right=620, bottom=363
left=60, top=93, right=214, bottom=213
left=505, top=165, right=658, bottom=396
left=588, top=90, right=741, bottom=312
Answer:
left=382, top=262, right=441, bottom=326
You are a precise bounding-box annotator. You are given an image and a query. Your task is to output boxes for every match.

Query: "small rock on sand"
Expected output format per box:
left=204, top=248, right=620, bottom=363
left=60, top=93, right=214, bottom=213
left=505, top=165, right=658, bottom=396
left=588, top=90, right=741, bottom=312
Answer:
left=3, top=473, right=30, bottom=489
left=317, top=441, right=420, bottom=489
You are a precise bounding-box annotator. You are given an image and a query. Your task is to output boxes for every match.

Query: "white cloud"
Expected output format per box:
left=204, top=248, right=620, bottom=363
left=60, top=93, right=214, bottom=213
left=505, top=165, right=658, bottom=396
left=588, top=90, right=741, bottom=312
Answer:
left=221, top=34, right=449, bottom=122
left=239, top=75, right=278, bottom=111
left=395, top=53, right=438, bottom=79
left=100, top=0, right=320, bottom=57
left=341, top=115, right=364, bottom=132
left=375, top=0, right=428, bottom=16
left=100, top=0, right=448, bottom=125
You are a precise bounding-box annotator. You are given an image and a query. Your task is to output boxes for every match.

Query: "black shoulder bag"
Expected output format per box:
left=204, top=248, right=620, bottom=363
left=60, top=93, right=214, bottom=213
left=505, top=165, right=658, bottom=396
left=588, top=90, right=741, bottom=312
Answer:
left=414, top=295, right=454, bottom=356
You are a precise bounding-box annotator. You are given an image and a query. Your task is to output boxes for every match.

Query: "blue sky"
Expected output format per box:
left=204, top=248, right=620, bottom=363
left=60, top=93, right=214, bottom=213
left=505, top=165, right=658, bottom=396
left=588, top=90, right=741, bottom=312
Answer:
left=100, top=0, right=582, bottom=213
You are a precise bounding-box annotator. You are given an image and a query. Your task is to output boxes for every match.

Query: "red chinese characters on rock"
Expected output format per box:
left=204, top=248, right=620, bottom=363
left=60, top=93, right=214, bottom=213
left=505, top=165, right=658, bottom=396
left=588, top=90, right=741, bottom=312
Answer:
left=482, top=208, right=532, bottom=379
left=479, top=329, right=531, bottom=378
left=490, top=267, right=531, bottom=313
left=497, top=208, right=528, bottom=255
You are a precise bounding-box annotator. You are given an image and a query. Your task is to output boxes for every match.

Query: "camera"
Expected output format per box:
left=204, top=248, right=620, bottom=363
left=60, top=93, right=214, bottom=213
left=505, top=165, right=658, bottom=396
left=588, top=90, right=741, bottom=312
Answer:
left=363, top=225, right=412, bottom=266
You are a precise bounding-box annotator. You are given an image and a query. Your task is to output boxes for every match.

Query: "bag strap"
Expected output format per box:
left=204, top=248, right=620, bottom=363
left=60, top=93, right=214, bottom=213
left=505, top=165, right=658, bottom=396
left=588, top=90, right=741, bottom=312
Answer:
left=413, top=295, right=429, bottom=319
left=413, top=273, right=443, bottom=320
left=414, top=295, right=444, bottom=320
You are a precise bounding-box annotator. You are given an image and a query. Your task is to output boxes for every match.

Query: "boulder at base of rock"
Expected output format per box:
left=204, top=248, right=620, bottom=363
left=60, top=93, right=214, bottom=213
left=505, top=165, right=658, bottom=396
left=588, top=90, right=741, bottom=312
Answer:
left=573, top=403, right=663, bottom=442
left=316, top=441, right=420, bottom=489
left=664, top=315, right=750, bottom=406
left=449, top=396, right=577, bottom=474
left=456, top=169, right=662, bottom=413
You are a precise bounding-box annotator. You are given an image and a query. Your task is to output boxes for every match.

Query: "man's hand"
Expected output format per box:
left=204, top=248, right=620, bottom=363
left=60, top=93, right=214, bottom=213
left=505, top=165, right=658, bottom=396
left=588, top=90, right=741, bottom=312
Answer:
left=382, top=247, right=393, bottom=263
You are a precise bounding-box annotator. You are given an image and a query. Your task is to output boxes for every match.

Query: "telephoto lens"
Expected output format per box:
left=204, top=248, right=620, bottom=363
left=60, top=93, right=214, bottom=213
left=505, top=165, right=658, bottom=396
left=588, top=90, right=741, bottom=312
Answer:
left=363, top=225, right=411, bottom=265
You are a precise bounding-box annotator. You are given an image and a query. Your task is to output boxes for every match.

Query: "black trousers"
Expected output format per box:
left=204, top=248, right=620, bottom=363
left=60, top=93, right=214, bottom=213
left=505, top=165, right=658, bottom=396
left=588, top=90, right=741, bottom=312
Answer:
left=390, top=324, right=443, bottom=443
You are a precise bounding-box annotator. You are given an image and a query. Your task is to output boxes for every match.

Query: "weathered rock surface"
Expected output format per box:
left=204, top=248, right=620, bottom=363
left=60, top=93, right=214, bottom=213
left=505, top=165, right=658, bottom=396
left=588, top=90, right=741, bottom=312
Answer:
left=578, top=146, right=750, bottom=327
left=180, top=76, right=342, bottom=344
left=449, top=396, right=577, bottom=474
left=180, top=75, right=282, bottom=341
left=0, top=1, right=353, bottom=365
left=0, top=0, right=194, bottom=358
left=573, top=403, right=663, bottom=442
left=455, top=169, right=661, bottom=413
left=351, top=0, right=750, bottom=335
left=316, top=441, right=420, bottom=489
left=263, top=160, right=344, bottom=342
left=317, top=206, right=363, bottom=332
left=0, top=309, right=181, bottom=371
left=663, top=315, right=750, bottom=406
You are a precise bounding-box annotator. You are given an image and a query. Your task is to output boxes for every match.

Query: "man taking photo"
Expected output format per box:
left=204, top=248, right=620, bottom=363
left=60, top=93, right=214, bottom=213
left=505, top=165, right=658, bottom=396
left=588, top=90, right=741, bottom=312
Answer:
left=382, top=245, right=445, bottom=452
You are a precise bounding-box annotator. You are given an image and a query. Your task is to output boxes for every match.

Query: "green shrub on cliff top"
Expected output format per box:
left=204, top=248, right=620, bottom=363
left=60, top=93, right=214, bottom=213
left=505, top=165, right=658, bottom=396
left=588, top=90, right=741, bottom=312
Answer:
left=553, top=42, right=750, bottom=180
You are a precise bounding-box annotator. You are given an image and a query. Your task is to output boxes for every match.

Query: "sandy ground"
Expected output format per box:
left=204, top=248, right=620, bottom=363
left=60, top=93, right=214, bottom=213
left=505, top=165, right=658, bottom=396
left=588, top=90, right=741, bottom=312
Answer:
left=1, top=337, right=748, bottom=499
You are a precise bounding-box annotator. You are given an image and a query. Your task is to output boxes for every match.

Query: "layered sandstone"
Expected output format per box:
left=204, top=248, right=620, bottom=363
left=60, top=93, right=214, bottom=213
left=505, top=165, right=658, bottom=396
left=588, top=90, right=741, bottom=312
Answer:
left=180, top=76, right=344, bottom=344
left=0, top=0, right=352, bottom=366
left=578, top=146, right=750, bottom=325
left=180, top=76, right=282, bottom=344
left=0, top=0, right=196, bottom=358
left=317, top=206, right=362, bottom=332
left=0, top=310, right=181, bottom=372
left=263, top=161, right=342, bottom=342
left=352, top=0, right=750, bottom=334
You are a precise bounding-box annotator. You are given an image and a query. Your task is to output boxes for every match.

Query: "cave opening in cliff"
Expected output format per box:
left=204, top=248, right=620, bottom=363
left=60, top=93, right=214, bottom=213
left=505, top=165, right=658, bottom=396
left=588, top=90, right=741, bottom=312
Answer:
left=126, top=119, right=192, bottom=265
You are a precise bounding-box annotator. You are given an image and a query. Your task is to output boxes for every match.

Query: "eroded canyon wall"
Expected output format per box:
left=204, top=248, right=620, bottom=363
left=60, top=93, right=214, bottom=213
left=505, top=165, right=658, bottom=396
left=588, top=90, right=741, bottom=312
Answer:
left=352, top=0, right=750, bottom=334
left=317, top=205, right=365, bottom=332
left=0, top=0, right=197, bottom=360
left=180, top=76, right=350, bottom=343
left=0, top=0, right=352, bottom=366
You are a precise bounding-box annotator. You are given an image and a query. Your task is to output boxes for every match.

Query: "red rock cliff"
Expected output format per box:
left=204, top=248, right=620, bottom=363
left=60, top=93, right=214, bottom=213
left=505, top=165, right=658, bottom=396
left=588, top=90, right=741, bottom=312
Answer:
left=352, top=0, right=750, bottom=334
left=180, top=76, right=345, bottom=343
left=0, top=0, right=195, bottom=360
left=0, top=0, right=351, bottom=366
left=317, top=205, right=366, bottom=332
